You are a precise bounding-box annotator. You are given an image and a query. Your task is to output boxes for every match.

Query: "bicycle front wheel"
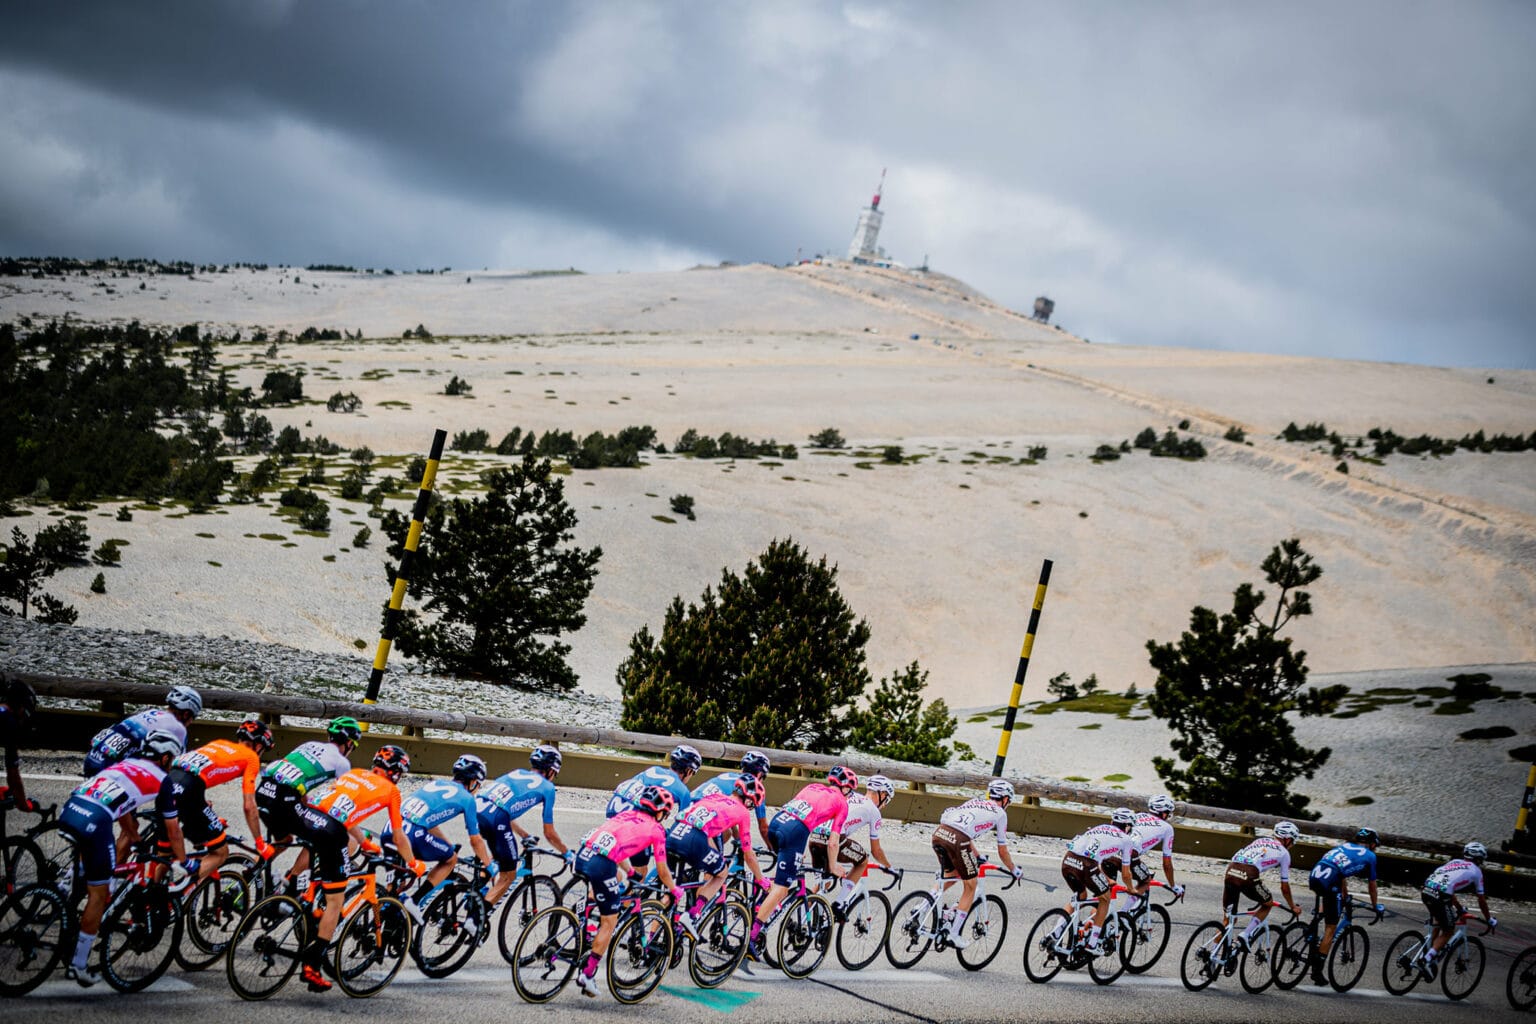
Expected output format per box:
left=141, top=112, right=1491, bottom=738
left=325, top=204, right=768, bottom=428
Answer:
left=886, top=891, right=937, bottom=969
left=1442, top=935, right=1485, bottom=1001
left=1179, top=921, right=1224, bottom=992
left=1121, top=903, right=1171, bottom=974
left=607, top=903, right=673, bottom=1004
left=414, top=880, right=482, bottom=978
left=0, top=883, right=69, bottom=996
left=510, top=905, right=581, bottom=1003
left=1382, top=929, right=1425, bottom=995
left=777, top=894, right=833, bottom=979
left=1327, top=924, right=1369, bottom=993
left=1, top=836, right=45, bottom=893
left=1088, top=918, right=1127, bottom=986
left=100, top=884, right=181, bottom=993
left=1270, top=921, right=1311, bottom=990
left=1508, top=945, right=1536, bottom=1011
left=836, top=889, right=890, bottom=971
left=178, top=869, right=250, bottom=970
left=956, top=894, right=1007, bottom=971
left=333, top=895, right=411, bottom=997
left=496, top=873, right=562, bottom=965
left=1022, top=908, right=1069, bottom=983
left=1239, top=928, right=1278, bottom=994
left=226, top=894, right=306, bottom=1000
left=689, top=897, right=750, bottom=987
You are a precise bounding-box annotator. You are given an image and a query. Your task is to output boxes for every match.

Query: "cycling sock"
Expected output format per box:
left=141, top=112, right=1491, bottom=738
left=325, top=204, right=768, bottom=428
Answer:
left=750, top=920, right=763, bottom=942
left=949, top=909, right=969, bottom=939
left=1050, top=918, right=1067, bottom=940
left=1088, top=926, right=1102, bottom=947
left=689, top=898, right=705, bottom=918
left=72, top=930, right=97, bottom=969
left=837, top=879, right=857, bottom=903
left=1424, top=948, right=1438, bottom=963
left=1242, top=921, right=1260, bottom=941
left=582, top=953, right=600, bottom=978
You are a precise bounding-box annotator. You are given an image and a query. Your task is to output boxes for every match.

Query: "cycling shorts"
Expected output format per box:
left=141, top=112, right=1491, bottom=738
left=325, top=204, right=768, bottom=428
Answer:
left=1421, top=887, right=1458, bottom=930
left=60, top=798, right=117, bottom=887
left=292, top=803, right=349, bottom=889
left=157, top=767, right=227, bottom=848
left=666, top=822, right=725, bottom=877
left=1061, top=851, right=1111, bottom=897
left=385, top=822, right=455, bottom=862
left=932, top=824, right=979, bottom=881
left=1128, top=852, right=1152, bottom=886
left=767, top=813, right=812, bottom=887
left=575, top=846, right=626, bottom=915
left=255, top=777, right=304, bottom=839
left=1309, top=877, right=1345, bottom=927
left=1223, top=862, right=1271, bottom=913
left=809, top=835, right=867, bottom=874
left=478, top=806, right=520, bottom=871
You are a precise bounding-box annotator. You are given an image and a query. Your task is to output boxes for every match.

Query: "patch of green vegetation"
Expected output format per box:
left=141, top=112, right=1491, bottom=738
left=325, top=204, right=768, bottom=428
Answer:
left=1346, top=796, right=1375, bottom=806
left=353, top=639, right=368, bottom=650
left=1031, top=691, right=1142, bottom=718
left=1065, top=775, right=1090, bottom=783
left=965, top=714, right=991, bottom=723
left=376, top=400, right=412, bottom=409
left=206, top=561, right=221, bottom=567
left=1432, top=701, right=1476, bottom=716
left=258, top=533, right=286, bottom=541
left=195, top=532, right=215, bottom=538
left=1078, top=723, right=1102, bottom=730
left=1102, top=773, right=1132, bottom=782
left=322, top=554, right=336, bottom=562
left=1509, top=744, right=1536, bottom=762
left=1459, top=725, right=1517, bottom=740
left=853, top=462, right=874, bottom=470
left=281, top=542, right=298, bottom=548
left=652, top=515, right=676, bottom=524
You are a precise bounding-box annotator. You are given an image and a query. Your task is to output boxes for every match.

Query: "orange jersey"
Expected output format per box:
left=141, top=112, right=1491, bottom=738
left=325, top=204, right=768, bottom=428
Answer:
left=314, top=768, right=403, bottom=831
left=173, top=739, right=262, bottom=794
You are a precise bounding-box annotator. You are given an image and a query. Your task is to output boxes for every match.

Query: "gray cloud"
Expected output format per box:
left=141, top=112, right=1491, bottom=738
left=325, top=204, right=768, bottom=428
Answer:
left=1, top=1, right=1532, bottom=367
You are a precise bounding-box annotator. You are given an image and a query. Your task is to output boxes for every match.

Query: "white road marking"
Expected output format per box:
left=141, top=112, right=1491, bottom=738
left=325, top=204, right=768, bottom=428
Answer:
left=29, top=976, right=197, bottom=997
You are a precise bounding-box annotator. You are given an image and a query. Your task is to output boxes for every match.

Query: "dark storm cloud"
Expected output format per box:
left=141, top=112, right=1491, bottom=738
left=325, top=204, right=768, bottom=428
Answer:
left=1, top=1, right=1533, bottom=368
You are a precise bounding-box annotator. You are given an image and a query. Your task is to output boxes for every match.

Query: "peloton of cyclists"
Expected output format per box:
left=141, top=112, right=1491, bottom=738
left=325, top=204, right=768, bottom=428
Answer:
left=692, top=750, right=774, bottom=847
left=83, top=685, right=202, bottom=777
left=750, top=764, right=861, bottom=959
left=669, top=774, right=770, bottom=928
left=158, top=717, right=276, bottom=885
left=254, top=716, right=360, bottom=894
left=1418, top=840, right=1496, bottom=979
left=392, top=752, right=495, bottom=893
left=609, top=744, right=701, bottom=818
left=929, top=778, right=1026, bottom=949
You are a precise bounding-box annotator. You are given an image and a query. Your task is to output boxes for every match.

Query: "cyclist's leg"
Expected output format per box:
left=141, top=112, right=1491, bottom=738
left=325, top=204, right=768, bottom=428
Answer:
left=573, top=847, right=623, bottom=985
left=292, top=805, right=348, bottom=989
left=60, top=800, right=114, bottom=982
left=481, top=809, right=520, bottom=906
left=754, top=815, right=808, bottom=939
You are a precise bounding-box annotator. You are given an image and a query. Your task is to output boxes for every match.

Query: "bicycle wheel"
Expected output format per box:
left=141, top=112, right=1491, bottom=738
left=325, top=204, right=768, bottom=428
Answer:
left=1442, top=936, right=1485, bottom=1001
left=511, top=905, right=581, bottom=1003
left=29, top=824, right=80, bottom=906
left=226, top=894, right=306, bottom=1000
left=1508, top=945, right=1536, bottom=1011
left=1, top=836, right=45, bottom=893
left=1120, top=903, right=1171, bottom=974
left=1088, top=917, right=1128, bottom=986
left=1382, top=929, right=1426, bottom=995
left=176, top=869, right=250, bottom=970
left=607, top=903, right=673, bottom=1004
left=886, top=891, right=938, bottom=969
left=836, top=889, right=891, bottom=971
left=1239, top=928, right=1278, bottom=994
left=1327, top=924, right=1369, bottom=993
left=497, top=874, right=564, bottom=965
left=1022, top=908, right=1070, bottom=983
left=413, top=880, right=481, bottom=978
left=333, top=895, right=410, bottom=997
left=0, top=884, right=69, bottom=995
left=955, top=894, right=1006, bottom=971
left=98, top=884, right=181, bottom=993
left=778, top=894, right=833, bottom=979
left=558, top=874, right=587, bottom=910
left=689, top=898, right=750, bottom=987
left=1179, top=921, right=1225, bottom=992
left=1271, top=921, right=1311, bottom=990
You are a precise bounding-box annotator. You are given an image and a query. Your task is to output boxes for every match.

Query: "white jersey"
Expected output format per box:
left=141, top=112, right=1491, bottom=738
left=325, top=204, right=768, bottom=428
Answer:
left=938, top=798, right=1010, bottom=846
left=1232, top=837, right=1292, bottom=882
left=1425, top=858, right=1484, bottom=896
left=814, top=793, right=882, bottom=841
left=1131, top=813, right=1175, bottom=859
left=1069, top=825, right=1133, bottom=865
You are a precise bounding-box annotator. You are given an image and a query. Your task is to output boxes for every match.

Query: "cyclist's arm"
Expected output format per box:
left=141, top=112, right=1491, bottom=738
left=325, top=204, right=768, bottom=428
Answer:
left=825, top=830, right=846, bottom=877
left=539, top=790, right=567, bottom=853
left=163, top=814, right=188, bottom=862
left=240, top=762, right=264, bottom=842
left=5, top=751, right=26, bottom=803
left=1119, top=860, right=1142, bottom=896
left=1280, top=880, right=1300, bottom=914
left=1161, top=850, right=1176, bottom=888
left=868, top=836, right=892, bottom=871
left=468, top=832, right=492, bottom=865
left=995, top=839, right=1018, bottom=874
left=1476, top=892, right=1491, bottom=920
left=1366, top=879, right=1379, bottom=908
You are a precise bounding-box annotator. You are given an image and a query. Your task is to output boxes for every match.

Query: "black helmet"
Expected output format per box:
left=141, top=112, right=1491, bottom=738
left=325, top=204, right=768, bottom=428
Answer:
left=530, top=744, right=563, bottom=775
left=235, top=718, right=275, bottom=750
left=2, top=676, right=37, bottom=717
left=740, top=751, right=770, bottom=778
left=452, top=754, right=487, bottom=784
left=373, top=744, right=411, bottom=778
left=1354, top=828, right=1380, bottom=847
left=670, top=744, right=702, bottom=775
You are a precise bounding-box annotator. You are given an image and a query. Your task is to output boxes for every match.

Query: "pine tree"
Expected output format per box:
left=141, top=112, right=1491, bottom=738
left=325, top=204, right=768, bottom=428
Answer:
left=847, top=662, right=956, bottom=766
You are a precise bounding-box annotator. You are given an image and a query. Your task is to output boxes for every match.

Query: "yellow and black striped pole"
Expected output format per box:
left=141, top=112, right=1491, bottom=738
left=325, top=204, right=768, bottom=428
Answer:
left=361, top=428, right=446, bottom=730
left=1507, top=761, right=1536, bottom=867
left=993, top=558, right=1052, bottom=777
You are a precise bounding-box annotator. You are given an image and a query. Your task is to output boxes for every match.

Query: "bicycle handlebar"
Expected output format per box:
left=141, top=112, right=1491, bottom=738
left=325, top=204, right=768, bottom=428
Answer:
left=872, top=864, right=904, bottom=891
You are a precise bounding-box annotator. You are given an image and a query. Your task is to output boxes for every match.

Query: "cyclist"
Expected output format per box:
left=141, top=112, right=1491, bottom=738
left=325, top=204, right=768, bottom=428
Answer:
left=692, top=750, right=773, bottom=847
left=607, top=743, right=701, bottom=817
left=1059, top=807, right=1146, bottom=955
left=1128, top=794, right=1185, bottom=902
left=572, top=785, right=684, bottom=998
left=671, top=774, right=770, bottom=927
left=1418, top=840, right=1495, bottom=978
left=1307, top=826, right=1384, bottom=986
left=297, top=745, right=425, bottom=992
left=749, top=764, right=859, bottom=958
left=82, top=685, right=202, bottom=776
left=254, top=716, right=359, bottom=892
left=1224, top=820, right=1304, bottom=947
left=58, top=730, right=182, bottom=986
left=0, top=675, right=39, bottom=812
left=477, top=744, right=571, bottom=909
left=931, top=779, right=1025, bottom=948
left=158, top=717, right=275, bottom=884
left=391, top=753, right=494, bottom=892
left=813, top=773, right=897, bottom=920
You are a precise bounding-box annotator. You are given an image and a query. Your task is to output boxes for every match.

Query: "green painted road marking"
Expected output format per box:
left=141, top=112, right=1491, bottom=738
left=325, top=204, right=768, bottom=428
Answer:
left=659, top=985, right=761, bottom=1012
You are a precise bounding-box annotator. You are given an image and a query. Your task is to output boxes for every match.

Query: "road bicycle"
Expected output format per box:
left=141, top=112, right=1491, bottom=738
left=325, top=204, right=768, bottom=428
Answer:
left=1382, top=910, right=1492, bottom=1000
left=1509, top=944, right=1536, bottom=1011
left=752, top=863, right=837, bottom=978
left=409, top=853, right=494, bottom=978
left=827, top=862, right=902, bottom=970
left=1023, top=882, right=1135, bottom=986
left=510, top=876, right=673, bottom=1004
left=1117, top=878, right=1181, bottom=974
left=493, top=839, right=571, bottom=966
left=0, top=796, right=63, bottom=896
left=1178, top=899, right=1296, bottom=993
left=1272, top=892, right=1383, bottom=992
left=889, top=860, right=1017, bottom=972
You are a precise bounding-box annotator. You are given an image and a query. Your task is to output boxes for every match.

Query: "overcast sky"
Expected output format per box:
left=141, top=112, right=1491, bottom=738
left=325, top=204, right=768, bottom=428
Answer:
left=2, top=2, right=1533, bottom=368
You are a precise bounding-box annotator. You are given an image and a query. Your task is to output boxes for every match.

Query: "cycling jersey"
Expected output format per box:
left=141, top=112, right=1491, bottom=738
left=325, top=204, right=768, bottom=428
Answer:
left=608, top=766, right=693, bottom=817
left=813, top=792, right=880, bottom=842
left=260, top=740, right=351, bottom=796
left=1131, top=813, right=1174, bottom=859
left=1424, top=858, right=1484, bottom=897
left=778, top=783, right=849, bottom=834
left=403, top=778, right=480, bottom=836
left=1232, top=837, right=1292, bottom=882
left=1310, top=842, right=1377, bottom=888
left=314, top=768, right=405, bottom=833
left=84, top=708, right=187, bottom=775
left=692, top=771, right=769, bottom=822
left=62, top=759, right=168, bottom=886
left=585, top=809, right=666, bottom=865
left=681, top=792, right=752, bottom=841
left=477, top=768, right=558, bottom=825
left=938, top=798, right=1009, bottom=846
left=1069, top=825, right=1134, bottom=865
left=174, top=739, right=262, bottom=794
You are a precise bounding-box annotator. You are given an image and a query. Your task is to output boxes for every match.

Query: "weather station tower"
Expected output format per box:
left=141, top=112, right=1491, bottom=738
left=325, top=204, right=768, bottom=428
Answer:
left=846, top=169, right=886, bottom=263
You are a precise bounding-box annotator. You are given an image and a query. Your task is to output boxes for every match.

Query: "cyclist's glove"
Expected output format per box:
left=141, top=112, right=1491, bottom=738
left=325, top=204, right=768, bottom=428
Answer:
left=1489, top=916, right=1498, bottom=930
left=1374, top=903, right=1386, bottom=914
left=670, top=886, right=685, bottom=906
left=407, top=859, right=428, bottom=877
left=1172, top=884, right=1186, bottom=898
left=255, top=837, right=277, bottom=860
left=563, top=850, right=576, bottom=864
left=1011, top=866, right=1025, bottom=881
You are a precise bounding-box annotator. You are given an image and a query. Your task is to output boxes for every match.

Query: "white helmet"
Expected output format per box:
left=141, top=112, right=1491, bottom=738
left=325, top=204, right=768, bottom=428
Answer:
left=1273, top=821, right=1300, bottom=842
left=1110, top=806, right=1136, bottom=829
left=143, top=730, right=184, bottom=761
left=1463, top=841, right=1488, bottom=863
left=1147, top=794, right=1175, bottom=816
left=166, top=685, right=203, bottom=715
left=865, top=774, right=895, bottom=797
left=987, top=778, right=1016, bottom=802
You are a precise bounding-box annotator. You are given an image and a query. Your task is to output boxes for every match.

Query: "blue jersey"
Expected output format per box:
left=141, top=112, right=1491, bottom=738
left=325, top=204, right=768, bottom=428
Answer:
left=478, top=769, right=558, bottom=825
left=608, top=766, right=692, bottom=817
left=1310, top=842, right=1377, bottom=887
left=85, top=709, right=187, bottom=775
left=402, top=778, right=480, bottom=836
left=692, top=771, right=767, bottom=821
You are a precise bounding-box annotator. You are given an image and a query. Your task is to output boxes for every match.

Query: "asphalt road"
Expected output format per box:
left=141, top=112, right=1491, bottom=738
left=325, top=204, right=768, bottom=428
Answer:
left=9, top=768, right=1536, bottom=1023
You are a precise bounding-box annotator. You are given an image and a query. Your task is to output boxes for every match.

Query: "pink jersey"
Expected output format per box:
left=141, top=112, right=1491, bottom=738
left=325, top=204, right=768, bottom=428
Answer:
left=585, top=809, right=666, bottom=865
left=682, top=793, right=751, bottom=839
left=780, top=783, right=848, bottom=833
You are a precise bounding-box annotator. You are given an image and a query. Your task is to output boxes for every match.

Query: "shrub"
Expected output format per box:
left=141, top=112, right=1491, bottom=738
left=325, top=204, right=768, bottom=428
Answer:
left=35, top=520, right=90, bottom=566
left=92, top=540, right=122, bottom=566
left=780, top=444, right=799, bottom=460
left=1223, top=425, right=1247, bottom=443
left=1448, top=672, right=1495, bottom=699
left=326, top=391, right=361, bottom=413
left=260, top=369, right=305, bottom=404
left=808, top=428, right=846, bottom=449
left=882, top=446, right=904, bottom=464
left=444, top=374, right=472, bottom=396
left=116, top=506, right=132, bottom=522
left=1047, top=672, right=1080, bottom=701
left=33, top=593, right=78, bottom=625
left=451, top=428, right=491, bottom=452
left=847, top=661, right=957, bottom=766
left=1134, top=427, right=1158, bottom=449
left=1028, top=445, right=1048, bottom=461
left=669, top=494, right=696, bottom=520
left=338, top=471, right=365, bottom=501
left=298, top=500, right=331, bottom=532
left=279, top=487, right=321, bottom=510
left=1178, top=419, right=1191, bottom=430
left=496, top=428, right=524, bottom=455
left=90, top=572, right=106, bottom=594
left=352, top=526, right=372, bottom=548
left=1092, top=444, right=1120, bottom=461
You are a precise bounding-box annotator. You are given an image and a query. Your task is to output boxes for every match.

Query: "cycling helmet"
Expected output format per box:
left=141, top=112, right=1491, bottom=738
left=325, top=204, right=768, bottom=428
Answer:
left=827, top=765, right=858, bottom=794
left=1354, top=827, right=1380, bottom=847
left=1272, top=821, right=1301, bottom=842
left=987, top=778, right=1016, bottom=802
left=326, top=716, right=362, bottom=745
left=670, top=744, right=703, bottom=775
left=637, top=784, right=675, bottom=821
left=866, top=774, right=896, bottom=798
left=740, top=750, right=771, bottom=779
left=452, top=753, right=487, bottom=784
left=1463, top=841, right=1488, bottom=863
left=734, top=775, right=767, bottom=809
left=2, top=676, right=38, bottom=717
left=373, top=744, right=411, bottom=778
left=1147, top=794, right=1175, bottom=816
left=529, top=744, right=563, bottom=775
left=143, top=730, right=183, bottom=761
left=1111, top=806, right=1137, bottom=830
left=235, top=718, right=275, bottom=750
left=166, top=685, right=203, bottom=716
